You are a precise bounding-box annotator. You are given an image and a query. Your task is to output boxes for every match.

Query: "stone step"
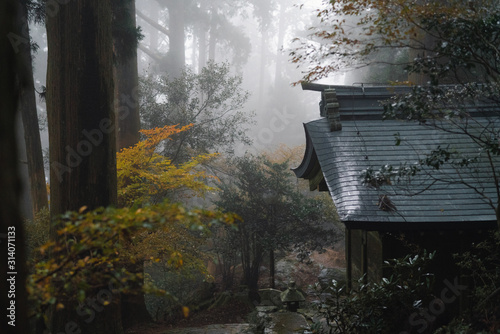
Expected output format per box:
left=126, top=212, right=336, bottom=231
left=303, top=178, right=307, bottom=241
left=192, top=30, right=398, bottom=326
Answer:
left=162, top=323, right=251, bottom=334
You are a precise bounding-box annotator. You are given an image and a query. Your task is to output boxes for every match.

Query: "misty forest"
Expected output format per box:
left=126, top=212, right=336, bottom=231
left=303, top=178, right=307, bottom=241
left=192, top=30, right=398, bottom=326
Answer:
left=1, top=0, right=500, bottom=333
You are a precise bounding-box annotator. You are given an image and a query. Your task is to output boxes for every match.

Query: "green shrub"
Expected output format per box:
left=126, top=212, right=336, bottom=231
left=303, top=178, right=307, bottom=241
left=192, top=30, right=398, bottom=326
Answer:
left=23, top=207, right=50, bottom=264
left=25, top=203, right=236, bottom=317
left=445, top=231, right=500, bottom=333
left=310, top=251, right=436, bottom=334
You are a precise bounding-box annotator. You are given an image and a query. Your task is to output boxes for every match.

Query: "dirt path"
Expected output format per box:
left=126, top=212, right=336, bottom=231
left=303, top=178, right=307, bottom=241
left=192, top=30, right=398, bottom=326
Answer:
left=162, top=323, right=251, bottom=334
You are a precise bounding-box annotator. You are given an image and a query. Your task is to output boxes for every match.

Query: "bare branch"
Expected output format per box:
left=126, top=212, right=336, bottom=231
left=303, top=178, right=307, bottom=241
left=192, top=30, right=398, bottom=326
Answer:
left=136, top=9, right=169, bottom=37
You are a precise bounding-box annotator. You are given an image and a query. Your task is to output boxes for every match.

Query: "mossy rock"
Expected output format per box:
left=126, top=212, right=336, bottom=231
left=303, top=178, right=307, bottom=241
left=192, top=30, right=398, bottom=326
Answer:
left=268, top=312, right=308, bottom=334
left=318, top=267, right=347, bottom=289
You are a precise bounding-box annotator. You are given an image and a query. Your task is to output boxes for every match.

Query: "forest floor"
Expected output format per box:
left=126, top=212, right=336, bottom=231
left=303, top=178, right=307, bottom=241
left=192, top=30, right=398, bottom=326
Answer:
left=125, top=298, right=252, bottom=334
left=125, top=245, right=345, bottom=334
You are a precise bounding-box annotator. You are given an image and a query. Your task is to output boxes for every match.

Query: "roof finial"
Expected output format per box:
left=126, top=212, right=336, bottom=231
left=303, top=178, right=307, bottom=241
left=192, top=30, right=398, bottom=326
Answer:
left=322, top=89, right=342, bottom=131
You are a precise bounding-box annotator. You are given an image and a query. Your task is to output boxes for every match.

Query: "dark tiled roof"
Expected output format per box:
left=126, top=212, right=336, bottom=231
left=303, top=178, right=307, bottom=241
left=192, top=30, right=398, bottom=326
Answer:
left=293, top=85, right=499, bottom=230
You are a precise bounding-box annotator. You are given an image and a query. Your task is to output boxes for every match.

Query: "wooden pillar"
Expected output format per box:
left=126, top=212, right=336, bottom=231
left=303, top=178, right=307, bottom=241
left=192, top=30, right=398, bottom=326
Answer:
left=362, top=230, right=368, bottom=284
left=346, top=228, right=352, bottom=291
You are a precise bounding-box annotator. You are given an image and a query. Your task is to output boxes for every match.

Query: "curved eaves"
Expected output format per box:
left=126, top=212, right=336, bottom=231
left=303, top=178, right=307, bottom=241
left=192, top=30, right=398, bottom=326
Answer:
left=291, top=123, right=319, bottom=179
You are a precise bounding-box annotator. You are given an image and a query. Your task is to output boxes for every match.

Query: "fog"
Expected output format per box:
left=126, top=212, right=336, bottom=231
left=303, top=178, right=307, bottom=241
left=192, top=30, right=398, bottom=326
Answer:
left=27, top=0, right=351, bottom=164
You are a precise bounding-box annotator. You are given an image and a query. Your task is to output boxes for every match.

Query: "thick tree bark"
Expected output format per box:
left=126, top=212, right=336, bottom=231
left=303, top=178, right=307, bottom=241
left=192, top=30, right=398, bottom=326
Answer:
left=0, top=1, right=29, bottom=333
left=46, top=1, right=120, bottom=333
left=113, top=2, right=152, bottom=328
left=114, top=0, right=141, bottom=151
left=16, top=2, right=48, bottom=216
left=46, top=0, right=117, bottom=219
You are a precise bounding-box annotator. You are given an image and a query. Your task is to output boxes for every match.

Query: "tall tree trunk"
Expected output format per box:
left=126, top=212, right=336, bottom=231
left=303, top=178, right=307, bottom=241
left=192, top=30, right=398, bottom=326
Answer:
left=46, top=1, right=120, bottom=333
left=191, top=28, right=197, bottom=71
left=16, top=112, right=33, bottom=220
left=197, top=2, right=207, bottom=72
left=148, top=7, right=160, bottom=74
left=112, top=2, right=152, bottom=328
left=240, top=229, right=263, bottom=300
left=269, top=249, right=275, bottom=289
left=16, top=2, right=48, bottom=216
left=149, top=7, right=159, bottom=51
left=198, top=26, right=207, bottom=72
left=208, top=9, right=217, bottom=62
left=274, top=3, right=286, bottom=88
left=166, top=0, right=185, bottom=78
left=114, top=0, right=140, bottom=151
left=120, top=262, right=152, bottom=329
left=0, top=1, right=29, bottom=333
left=46, top=0, right=117, bottom=219
left=258, top=30, right=267, bottom=109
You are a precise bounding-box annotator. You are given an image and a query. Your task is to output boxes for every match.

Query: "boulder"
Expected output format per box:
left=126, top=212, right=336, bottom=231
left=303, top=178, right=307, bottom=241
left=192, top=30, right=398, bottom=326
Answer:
left=258, top=288, right=283, bottom=308
left=266, top=312, right=308, bottom=334
left=317, top=267, right=347, bottom=289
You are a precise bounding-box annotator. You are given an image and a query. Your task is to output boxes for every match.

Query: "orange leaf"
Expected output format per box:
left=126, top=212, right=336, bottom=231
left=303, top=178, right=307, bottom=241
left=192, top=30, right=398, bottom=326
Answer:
left=182, top=306, right=189, bottom=318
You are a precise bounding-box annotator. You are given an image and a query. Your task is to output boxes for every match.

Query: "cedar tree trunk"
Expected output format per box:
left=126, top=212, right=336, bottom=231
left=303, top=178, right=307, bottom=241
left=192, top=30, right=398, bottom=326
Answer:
left=114, top=0, right=140, bottom=151
left=45, top=1, right=120, bottom=333
left=113, top=1, right=151, bottom=327
left=208, top=10, right=216, bottom=62
left=0, top=1, right=29, bottom=333
left=197, top=2, right=207, bottom=72
left=46, top=0, right=117, bottom=221
left=16, top=2, right=48, bottom=216
left=166, top=0, right=185, bottom=78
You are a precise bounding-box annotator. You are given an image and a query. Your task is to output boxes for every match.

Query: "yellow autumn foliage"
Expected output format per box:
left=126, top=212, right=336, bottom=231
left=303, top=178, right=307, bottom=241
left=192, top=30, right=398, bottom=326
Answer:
left=117, top=124, right=219, bottom=206
left=27, top=203, right=239, bottom=313
left=27, top=126, right=234, bottom=315
left=262, top=143, right=305, bottom=166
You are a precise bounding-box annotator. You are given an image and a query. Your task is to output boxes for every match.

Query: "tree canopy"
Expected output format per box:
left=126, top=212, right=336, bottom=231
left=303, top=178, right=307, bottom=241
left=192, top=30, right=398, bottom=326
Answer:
left=215, top=153, right=340, bottom=291
left=140, top=61, right=254, bottom=164
left=291, top=0, right=500, bottom=83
